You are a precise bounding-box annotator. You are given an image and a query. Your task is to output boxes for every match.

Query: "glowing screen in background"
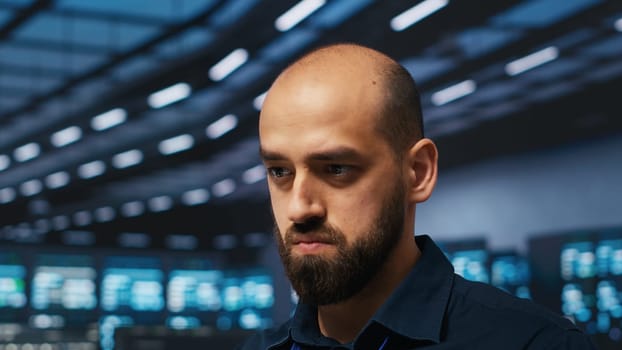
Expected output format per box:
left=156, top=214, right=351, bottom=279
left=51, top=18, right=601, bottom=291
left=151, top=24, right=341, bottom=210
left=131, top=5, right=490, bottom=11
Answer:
left=101, top=256, right=164, bottom=312
left=491, top=254, right=531, bottom=299
left=31, top=254, right=96, bottom=310
left=0, top=252, right=26, bottom=309
left=450, top=249, right=490, bottom=283
left=167, top=269, right=223, bottom=312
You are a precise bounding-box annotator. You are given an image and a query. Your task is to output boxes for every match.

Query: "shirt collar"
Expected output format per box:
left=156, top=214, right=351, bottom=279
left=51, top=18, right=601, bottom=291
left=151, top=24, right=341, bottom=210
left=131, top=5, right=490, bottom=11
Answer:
left=279, top=234, right=455, bottom=347
left=371, top=235, right=454, bottom=343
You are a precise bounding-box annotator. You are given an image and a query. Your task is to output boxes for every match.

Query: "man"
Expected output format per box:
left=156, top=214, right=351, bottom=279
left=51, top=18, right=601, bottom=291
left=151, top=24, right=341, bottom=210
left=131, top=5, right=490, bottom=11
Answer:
left=240, top=43, right=596, bottom=349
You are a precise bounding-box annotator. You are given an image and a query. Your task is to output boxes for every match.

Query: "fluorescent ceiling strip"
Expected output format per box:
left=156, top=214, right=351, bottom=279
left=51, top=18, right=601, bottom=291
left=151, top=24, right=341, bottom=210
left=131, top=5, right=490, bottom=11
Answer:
left=121, top=201, right=145, bottom=217
left=14, top=142, right=40, bottom=162
left=20, top=179, right=42, bottom=196
left=505, top=46, right=559, bottom=76
left=91, top=108, right=127, bottom=131
left=213, top=234, right=237, bottom=250
left=158, top=134, right=194, bottom=155
left=275, top=0, right=326, bottom=32
left=112, top=149, right=143, bottom=169
left=212, top=178, right=236, bottom=197
left=0, top=154, right=9, bottom=172
left=0, top=187, right=16, bottom=204
left=52, top=215, right=70, bottom=231
left=148, top=195, right=173, bottom=212
left=147, top=82, right=192, bottom=109
left=242, top=164, right=266, bottom=184
left=181, top=188, right=210, bottom=206
left=206, top=114, right=238, bottom=139
left=390, top=0, right=449, bottom=32
left=45, top=171, right=70, bottom=189
left=208, top=48, right=249, bottom=81
left=94, top=206, right=116, bottom=223
left=73, top=211, right=92, bottom=227
left=34, top=219, right=50, bottom=232
left=253, top=91, right=268, bottom=111
left=78, top=160, right=106, bottom=179
left=51, top=126, right=82, bottom=147
left=431, top=80, right=476, bottom=106
left=615, top=17, right=622, bottom=32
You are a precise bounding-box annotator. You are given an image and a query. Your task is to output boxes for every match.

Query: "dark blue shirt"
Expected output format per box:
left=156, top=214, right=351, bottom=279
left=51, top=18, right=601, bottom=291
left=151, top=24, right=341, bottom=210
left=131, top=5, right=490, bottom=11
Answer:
left=239, top=235, right=597, bottom=349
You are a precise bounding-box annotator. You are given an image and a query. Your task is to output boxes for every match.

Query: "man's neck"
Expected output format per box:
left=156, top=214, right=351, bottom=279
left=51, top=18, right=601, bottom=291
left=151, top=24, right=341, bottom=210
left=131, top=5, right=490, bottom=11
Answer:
left=316, top=233, right=421, bottom=344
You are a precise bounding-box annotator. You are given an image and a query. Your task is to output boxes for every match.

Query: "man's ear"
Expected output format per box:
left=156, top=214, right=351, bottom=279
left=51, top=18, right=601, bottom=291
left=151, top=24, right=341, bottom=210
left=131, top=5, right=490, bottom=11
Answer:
left=405, top=138, right=438, bottom=203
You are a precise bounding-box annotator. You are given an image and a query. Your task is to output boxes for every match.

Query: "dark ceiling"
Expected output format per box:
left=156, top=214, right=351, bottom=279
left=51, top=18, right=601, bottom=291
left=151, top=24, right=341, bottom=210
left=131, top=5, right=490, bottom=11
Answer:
left=1, top=0, right=621, bottom=244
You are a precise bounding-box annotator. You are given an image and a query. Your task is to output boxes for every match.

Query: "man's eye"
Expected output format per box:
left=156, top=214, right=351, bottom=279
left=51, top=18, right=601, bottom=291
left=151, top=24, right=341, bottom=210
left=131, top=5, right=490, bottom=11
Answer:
left=268, top=167, right=291, bottom=178
left=327, top=164, right=349, bottom=176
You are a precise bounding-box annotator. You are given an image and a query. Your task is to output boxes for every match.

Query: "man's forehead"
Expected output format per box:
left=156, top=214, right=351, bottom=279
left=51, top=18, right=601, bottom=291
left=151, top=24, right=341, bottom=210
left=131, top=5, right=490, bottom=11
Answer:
left=261, top=66, right=384, bottom=119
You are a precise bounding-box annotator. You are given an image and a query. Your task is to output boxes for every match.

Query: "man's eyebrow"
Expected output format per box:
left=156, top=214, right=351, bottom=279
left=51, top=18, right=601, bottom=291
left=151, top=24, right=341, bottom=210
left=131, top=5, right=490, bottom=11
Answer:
left=259, top=148, right=286, bottom=161
left=259, top=146, right=364, bottom=162
left=307, top=147, right=363, bottom=161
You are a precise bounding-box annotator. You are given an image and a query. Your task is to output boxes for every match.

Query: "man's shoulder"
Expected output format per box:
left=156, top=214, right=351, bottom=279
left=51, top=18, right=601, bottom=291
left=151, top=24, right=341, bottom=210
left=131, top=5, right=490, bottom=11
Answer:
left=236, top=320, right=292, bottom=350
left=451, top=275, right=575, bottom=329
left=446, top=275, right=596, bottom=348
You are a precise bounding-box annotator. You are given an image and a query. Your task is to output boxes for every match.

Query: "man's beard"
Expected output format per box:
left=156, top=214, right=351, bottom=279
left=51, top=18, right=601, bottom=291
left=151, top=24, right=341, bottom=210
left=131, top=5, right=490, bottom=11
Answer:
left=274, top=182, right=405, bottom=306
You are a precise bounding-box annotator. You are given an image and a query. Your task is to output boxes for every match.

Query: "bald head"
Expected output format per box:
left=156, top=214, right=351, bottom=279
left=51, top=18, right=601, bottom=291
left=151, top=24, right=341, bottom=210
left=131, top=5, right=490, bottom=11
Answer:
left=264, top=43, right=424, bottom=157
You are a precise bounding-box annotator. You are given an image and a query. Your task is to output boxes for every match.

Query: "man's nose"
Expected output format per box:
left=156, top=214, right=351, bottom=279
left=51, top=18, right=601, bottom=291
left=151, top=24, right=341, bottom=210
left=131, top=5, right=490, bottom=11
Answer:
left=287, top=173, right=326, bottom=224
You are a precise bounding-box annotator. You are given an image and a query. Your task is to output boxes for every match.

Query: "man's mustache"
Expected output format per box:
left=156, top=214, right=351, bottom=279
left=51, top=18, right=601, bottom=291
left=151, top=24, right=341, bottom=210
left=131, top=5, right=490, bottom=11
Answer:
left=284, top=221, right=344, bottom=246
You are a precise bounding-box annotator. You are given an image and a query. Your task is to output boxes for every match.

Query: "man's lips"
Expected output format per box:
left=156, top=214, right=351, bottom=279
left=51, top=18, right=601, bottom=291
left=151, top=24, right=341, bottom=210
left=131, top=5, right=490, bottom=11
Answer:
left=290, top=235, right=334, bottom=245
left=288, top=234, right=336, bottom=254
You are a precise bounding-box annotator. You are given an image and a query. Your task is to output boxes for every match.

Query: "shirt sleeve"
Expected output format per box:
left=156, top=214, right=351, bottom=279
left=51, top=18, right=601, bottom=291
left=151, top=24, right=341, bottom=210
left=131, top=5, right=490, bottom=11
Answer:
left=236, top=332, right=264, bottom=350
left=528, top=327, right=599, bottom=350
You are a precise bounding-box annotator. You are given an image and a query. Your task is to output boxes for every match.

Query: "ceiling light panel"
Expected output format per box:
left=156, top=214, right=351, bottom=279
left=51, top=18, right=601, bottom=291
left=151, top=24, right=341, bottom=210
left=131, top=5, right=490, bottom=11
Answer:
left=52, top=215, right=70, bottom=231
left=505, top=46, right=559, bottom=76
left=206, top=114, right=238, bottom=139
left=0, top=155, right=10, bottom=172
left=77, top=160, right=106, bottom=179
left=121, top=200, right=145, bottom=217
left=148, top=195, right=173, bottom=212
left=208, top=48, right=249, bottom=81
left=431, top=80, right=477, bottom=106
left=14, top=142, right=40, bottom=162
left=73, top=210, right=92, bottom=227
left=253, top=91, right=268, bottom=111
left=94, top=206, right=116, bottom=223
left=112, top=149, right=144, bottom=169
left=390, top=0, right=449, bottom=32
left=91, top=108, right=127, bottom=131
left=181, top=188, right=210, bottom=206
left=242, top=165, right=266, bottom=184
left=45, top=171, right=70, bottom=189
left=20, top=179, right=42, bottom=197
left=212, top=178, right=236, bottom=197
left=158, top=134, right=194, bottom=155
left=0, top=188, right=16, bottom=204
left=50, top=126, right=82, bottom=147
left=275, top=0, right=326, bottom=32
left=147, top=83, right=192, bottom=109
